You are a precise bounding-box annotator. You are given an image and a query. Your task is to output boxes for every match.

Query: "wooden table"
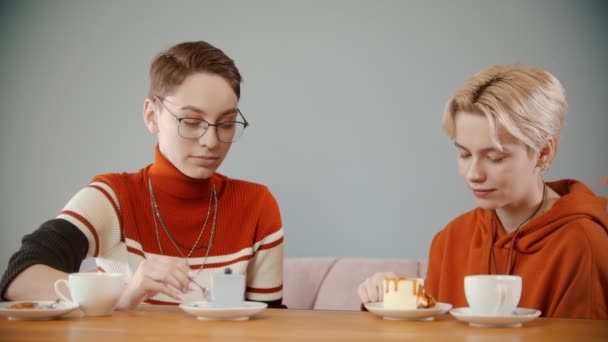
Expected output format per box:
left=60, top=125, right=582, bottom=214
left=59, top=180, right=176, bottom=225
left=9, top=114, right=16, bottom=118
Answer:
left=1, top=306, right=607, bottom=342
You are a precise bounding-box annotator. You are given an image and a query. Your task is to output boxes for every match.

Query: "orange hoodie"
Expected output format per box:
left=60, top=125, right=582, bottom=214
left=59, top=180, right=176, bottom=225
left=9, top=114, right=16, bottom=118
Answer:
left=426, top=179, right=608, bottom=319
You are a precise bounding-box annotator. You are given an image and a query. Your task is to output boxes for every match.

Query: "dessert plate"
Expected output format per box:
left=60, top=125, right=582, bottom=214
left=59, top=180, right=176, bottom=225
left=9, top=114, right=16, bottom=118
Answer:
left=364, top=302, right=452, bottom=321
left=450, top=307, right=541, bottom=327
left=179, top=301, right=268, bottom=321
left=0, top=300, right=79, bottom=321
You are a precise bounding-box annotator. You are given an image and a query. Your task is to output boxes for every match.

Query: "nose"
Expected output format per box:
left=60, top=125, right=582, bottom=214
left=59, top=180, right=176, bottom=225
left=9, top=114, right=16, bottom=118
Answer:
left=466, top=157, right=486, bottom=183
left=198, top=126, right=219, bottom=148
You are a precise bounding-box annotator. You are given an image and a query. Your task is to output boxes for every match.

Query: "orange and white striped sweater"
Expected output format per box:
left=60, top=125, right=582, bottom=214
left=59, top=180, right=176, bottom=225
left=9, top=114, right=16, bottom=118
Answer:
left=57, top=146, right=284, bottom=305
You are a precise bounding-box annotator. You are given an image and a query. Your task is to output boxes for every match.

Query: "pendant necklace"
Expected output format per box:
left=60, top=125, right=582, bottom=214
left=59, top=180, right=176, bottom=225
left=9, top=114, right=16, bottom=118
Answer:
left=490, top=182, right=547, bottom=274
left=147, top=176, right=218, bottom=274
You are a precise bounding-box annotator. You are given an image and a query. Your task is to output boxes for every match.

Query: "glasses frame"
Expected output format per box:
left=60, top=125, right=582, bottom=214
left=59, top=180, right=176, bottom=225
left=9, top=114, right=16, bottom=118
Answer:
left=153, top=95, right=249, bottom=143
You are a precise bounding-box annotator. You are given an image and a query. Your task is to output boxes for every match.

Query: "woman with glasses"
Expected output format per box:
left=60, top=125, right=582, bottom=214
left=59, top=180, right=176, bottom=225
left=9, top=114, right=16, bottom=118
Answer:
left=357, top=65, right=608, bottom=319
left=0, top=41, right=286, bottom=310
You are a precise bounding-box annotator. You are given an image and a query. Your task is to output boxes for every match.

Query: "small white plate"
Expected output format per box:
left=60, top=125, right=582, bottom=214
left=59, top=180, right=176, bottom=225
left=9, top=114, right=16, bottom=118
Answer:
left=450, top=307, right=542, bottom=327
left=179, top=301, right=268, bottom=321
left=0, top=300, right=79, bottom=321
left=364, top=302, right=452, bottom=321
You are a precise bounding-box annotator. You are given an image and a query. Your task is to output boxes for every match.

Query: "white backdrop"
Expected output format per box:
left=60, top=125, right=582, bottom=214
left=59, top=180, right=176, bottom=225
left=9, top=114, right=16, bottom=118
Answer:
left=1, top=0, right=607, bottom=275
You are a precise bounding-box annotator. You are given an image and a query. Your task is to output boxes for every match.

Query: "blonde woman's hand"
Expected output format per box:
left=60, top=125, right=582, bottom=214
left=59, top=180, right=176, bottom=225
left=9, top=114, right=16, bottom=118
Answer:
left=357, top=272, right=397, bottom=304
left=117, top=254, right=197, bottom=310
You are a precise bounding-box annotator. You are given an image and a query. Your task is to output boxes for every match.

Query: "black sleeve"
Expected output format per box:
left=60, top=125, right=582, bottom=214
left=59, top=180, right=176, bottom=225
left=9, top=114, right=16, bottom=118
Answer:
left=0, top=218, right=89, bottom=300
left=257, top=298, right=287, bottom=309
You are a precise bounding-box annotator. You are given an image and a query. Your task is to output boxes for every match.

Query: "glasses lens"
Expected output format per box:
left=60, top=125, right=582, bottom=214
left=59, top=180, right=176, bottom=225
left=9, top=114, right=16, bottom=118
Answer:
left=217, top=122, right=246, bottom=143
left=178, top=120, right=246, bottom=142
left=178, top=119, right=209, bottom=139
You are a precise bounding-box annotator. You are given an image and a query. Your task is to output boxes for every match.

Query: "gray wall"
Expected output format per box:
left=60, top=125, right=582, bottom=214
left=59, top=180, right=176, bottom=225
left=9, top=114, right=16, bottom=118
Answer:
left=1, top=0, right=607, bottom=276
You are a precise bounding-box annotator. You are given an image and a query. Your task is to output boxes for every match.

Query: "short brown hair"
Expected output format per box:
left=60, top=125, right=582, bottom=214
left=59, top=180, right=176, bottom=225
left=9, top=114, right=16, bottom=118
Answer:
left=148, top=41, right=242, bottom=99
left=442, top=64, right=567, bottom=152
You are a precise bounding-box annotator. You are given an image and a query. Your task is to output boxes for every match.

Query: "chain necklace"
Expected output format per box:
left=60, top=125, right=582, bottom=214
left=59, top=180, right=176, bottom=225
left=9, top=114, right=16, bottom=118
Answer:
left=148, top=176, right=217, bottom=271
left=490, top=182, right=547, bottom=275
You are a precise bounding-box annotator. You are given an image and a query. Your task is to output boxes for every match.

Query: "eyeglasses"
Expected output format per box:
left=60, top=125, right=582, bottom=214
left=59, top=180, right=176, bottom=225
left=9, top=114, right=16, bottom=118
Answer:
left=153, top=96, right=249, bottom=143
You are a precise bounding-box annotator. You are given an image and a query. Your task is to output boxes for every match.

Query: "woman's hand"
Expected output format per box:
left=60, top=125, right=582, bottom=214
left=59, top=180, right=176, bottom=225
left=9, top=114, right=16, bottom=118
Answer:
left=357, top=271, right=397, bottom=304
left=117, top=254, right=197, bottom=310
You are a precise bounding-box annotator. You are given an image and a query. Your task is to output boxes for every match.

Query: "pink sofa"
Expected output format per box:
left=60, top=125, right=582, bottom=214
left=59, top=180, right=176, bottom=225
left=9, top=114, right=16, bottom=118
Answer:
left=283, top=257, right=428, bottom=311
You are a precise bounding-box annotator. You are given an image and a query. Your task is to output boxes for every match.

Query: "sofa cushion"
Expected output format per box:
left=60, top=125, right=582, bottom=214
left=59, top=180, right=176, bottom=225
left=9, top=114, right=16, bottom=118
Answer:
left=283, top=257, right=338, bottom=310
left=313, top=258, right=421, bottom=311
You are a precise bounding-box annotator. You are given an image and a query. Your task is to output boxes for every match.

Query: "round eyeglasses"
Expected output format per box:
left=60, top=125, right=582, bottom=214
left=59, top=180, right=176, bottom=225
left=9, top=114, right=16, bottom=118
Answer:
left=154, top=96, right=249, bottom=143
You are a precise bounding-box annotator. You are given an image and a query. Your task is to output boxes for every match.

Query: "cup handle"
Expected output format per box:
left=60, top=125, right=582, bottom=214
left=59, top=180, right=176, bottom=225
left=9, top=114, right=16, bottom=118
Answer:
left=54, top=279, right=71, bottom=302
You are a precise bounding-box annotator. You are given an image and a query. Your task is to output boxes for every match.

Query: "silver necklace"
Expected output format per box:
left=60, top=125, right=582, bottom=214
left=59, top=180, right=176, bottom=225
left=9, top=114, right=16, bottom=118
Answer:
left=147, top=177, right=217, bottom=269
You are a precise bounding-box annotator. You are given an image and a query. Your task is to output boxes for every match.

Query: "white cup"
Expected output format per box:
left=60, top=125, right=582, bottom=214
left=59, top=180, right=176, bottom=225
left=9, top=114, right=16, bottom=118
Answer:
left=211, top=269, right=245, bottom=308
left=464, top=275, right=521, bottom=316
left=54, top=272, right=124, bottom=316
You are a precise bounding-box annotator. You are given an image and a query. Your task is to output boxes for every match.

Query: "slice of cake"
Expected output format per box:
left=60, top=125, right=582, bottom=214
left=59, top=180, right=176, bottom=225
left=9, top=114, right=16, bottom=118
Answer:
left=383, top=276, right=436, bottom=310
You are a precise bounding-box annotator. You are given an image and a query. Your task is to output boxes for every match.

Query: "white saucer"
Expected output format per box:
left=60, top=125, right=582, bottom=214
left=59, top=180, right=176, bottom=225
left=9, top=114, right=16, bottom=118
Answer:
left=450, top=307, right=541, bottom=327
left=364, top=302, right=452, bottom=321
left=179, top=301, right=268, bottom=321
left=0, top=300, right=79, bottom=321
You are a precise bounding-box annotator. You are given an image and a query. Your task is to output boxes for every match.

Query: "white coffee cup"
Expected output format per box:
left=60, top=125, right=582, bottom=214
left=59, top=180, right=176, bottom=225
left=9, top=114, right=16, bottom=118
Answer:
left=464, top=275, right=521, bottom=316
left=211, top=269, right=245, bottom=308
left=54, top=272, right=124, bottom=316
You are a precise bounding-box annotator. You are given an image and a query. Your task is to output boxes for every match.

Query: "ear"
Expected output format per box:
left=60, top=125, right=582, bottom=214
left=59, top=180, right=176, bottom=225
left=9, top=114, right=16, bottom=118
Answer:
left=143, top=98, right=159, bottom=134
left=537, top=136, right=556, bottom=172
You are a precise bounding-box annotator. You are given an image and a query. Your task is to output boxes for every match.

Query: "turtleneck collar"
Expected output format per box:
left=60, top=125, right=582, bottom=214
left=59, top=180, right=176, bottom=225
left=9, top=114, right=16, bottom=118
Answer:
left=148, top=144, right=223, bottom=200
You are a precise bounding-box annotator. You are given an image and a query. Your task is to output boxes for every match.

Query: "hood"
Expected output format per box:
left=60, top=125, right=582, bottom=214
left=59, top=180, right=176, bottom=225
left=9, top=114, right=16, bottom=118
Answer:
left=494, top=179, right=608, bottom=253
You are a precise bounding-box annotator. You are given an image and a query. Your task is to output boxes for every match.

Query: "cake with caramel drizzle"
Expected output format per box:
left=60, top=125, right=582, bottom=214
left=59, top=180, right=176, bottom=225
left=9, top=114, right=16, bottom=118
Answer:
left=382, top=276, right=437, bottom=309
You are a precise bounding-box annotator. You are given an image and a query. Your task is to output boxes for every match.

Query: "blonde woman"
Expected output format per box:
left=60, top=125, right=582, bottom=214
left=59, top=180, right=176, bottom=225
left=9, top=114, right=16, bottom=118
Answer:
left=358, top=65, right=608, bottom=319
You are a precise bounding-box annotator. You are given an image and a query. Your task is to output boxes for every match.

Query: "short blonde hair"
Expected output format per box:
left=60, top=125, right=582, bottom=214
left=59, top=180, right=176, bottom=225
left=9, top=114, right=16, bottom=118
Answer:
left=442, top=64, right=567, bottom=152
